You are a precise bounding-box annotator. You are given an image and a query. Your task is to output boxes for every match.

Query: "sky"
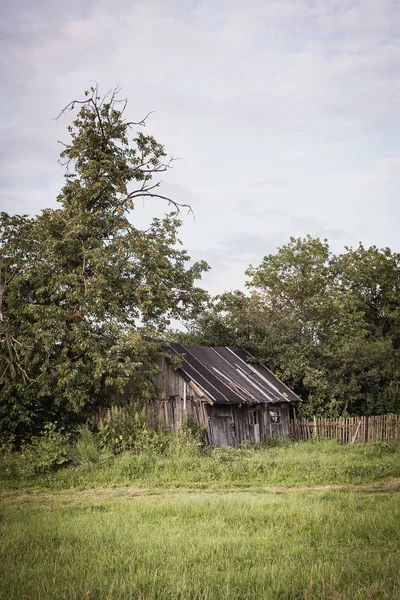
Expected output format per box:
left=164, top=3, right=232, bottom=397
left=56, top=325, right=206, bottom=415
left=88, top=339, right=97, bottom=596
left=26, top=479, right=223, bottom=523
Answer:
left=1, top=0, right=400, bottom=295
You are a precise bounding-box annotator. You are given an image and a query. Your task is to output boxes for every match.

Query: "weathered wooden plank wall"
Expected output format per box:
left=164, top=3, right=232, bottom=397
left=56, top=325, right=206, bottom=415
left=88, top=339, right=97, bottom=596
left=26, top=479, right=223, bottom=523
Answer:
left=290, top=414, right=400, bottom=443
left=94, top=401, right=293, bottom=444
left=268, top=404, right=290, bottom=439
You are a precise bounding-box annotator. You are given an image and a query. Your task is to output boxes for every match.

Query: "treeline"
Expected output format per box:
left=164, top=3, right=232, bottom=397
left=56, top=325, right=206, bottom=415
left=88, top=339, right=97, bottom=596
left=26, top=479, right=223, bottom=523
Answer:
left=175, top=236, right=400, bottom=417
left=1, top=87, right=399, bottom=449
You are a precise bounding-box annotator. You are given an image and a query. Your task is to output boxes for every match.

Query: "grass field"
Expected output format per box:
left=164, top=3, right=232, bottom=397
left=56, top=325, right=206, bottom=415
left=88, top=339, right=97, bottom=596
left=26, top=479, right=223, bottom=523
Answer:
left=2, top=438, right=400, bottom=492
left=1, top=440, right=400, bottom=599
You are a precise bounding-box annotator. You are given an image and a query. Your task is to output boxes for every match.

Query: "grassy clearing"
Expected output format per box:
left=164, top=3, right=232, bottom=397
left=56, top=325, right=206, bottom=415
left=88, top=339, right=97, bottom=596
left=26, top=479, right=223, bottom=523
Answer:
left=1, top=441, right=400, bottom=599
left=1, top=487, right=400, bottom=599
left=1, top=439, right=400, bottom=492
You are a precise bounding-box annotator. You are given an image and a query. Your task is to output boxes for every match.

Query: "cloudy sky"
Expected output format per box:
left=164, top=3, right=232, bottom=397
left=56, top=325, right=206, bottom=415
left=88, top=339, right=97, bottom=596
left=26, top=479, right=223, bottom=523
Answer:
left=2, top=0, right=400, bottom=294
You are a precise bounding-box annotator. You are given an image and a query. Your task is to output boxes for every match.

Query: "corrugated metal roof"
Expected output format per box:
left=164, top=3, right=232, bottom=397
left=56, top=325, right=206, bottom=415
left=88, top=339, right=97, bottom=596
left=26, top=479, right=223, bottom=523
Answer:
left=166, top=344, right=300, bottom=405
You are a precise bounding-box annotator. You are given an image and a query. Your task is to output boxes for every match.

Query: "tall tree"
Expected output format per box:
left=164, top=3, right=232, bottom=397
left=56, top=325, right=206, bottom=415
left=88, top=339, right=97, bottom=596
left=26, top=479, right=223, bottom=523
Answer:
left=181, top=236, right=400, bottom=416
left=333, top=244, right=400, bottom=345
left=0, top=87, right=209, bottom=444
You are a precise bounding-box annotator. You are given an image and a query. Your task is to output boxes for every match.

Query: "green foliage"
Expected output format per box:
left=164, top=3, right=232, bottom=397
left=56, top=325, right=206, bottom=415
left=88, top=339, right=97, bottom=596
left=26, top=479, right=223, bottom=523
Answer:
left=98, top=406, right=171, bottom=454
left=97, top=407, right=204, bottom=456
left=0, top=87, right=209, bottom=445
left=260, top=435, right=288, bottom=448
left=181, top=417, right=208, bottom=446
left=1, top=423, right=72, bottom=479
left=368, top=439, right=398, bottom=456
left=182, top=236, right=400, bottom=416
left=73, top=425, right=104, bottom=466
left=24, top=423, right=72, bottom=473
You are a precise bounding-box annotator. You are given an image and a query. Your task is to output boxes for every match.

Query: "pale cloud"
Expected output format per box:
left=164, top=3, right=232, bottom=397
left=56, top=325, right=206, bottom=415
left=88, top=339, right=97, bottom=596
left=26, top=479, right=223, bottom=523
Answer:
left=1, top=0, right=400, bottom=295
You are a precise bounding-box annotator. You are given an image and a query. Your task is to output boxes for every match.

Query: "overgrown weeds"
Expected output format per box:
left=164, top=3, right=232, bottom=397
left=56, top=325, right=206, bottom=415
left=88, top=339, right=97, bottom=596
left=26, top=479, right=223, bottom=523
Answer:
left=1, top=424, right=399, bottom=492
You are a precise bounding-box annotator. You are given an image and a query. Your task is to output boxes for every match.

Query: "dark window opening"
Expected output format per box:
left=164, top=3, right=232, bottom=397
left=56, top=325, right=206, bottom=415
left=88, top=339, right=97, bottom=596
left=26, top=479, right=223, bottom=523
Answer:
left=249, top=410, right=259, bottom=425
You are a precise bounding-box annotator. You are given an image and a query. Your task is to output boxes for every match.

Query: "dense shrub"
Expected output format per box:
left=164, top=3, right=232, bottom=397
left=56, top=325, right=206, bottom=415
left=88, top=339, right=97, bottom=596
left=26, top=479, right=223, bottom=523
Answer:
left=23, top=423, right=72, bottom=473
left=97, top=407, right=205, bottom=455
left=0, top=422, right=72, bottom=481
left=73, top=425, right=105, bottom=466
left=98, top=407, right=172, bottom=454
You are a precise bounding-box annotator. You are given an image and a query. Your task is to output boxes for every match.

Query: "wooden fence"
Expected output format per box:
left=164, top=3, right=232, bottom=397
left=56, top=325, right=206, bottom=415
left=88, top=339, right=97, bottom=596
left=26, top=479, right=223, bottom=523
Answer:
left=290, top=414, right=400, bottom=443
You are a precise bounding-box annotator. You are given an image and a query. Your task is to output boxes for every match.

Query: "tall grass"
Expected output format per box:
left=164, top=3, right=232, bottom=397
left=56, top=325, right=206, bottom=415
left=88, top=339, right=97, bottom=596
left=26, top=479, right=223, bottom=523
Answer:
left=1, top=488, right=400, bottom=599
left=1, top=435, right=400, bottom=599
left=1, top=435, right=399, bottom=492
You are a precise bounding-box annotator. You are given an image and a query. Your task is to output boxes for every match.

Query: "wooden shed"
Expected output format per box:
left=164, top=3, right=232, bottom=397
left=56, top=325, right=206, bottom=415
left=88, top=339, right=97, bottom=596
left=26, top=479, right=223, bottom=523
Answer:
left=156, top=344, right=299, bottom=447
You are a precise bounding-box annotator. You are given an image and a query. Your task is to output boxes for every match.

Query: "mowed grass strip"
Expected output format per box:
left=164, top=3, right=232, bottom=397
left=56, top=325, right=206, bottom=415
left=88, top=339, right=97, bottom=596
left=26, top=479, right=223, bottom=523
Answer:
left=1, top=489, right=400, bottom=600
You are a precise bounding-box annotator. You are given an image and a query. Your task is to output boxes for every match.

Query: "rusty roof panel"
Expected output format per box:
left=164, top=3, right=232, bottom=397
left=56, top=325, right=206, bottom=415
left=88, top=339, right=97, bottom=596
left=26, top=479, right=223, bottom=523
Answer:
left=165, top=344, right=300, bottom=406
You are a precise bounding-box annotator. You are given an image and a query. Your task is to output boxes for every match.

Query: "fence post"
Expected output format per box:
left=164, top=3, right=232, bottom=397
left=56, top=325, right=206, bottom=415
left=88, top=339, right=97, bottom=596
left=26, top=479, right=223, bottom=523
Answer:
left=351, top=419, right=362, bottom=443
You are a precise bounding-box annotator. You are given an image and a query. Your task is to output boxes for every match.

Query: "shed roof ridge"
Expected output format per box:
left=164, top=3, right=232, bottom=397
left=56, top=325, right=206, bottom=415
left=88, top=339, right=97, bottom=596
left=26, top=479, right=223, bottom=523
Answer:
left=170, top=344, right=232, bottom=404
left=225, top=348, right=288, bottom=402
left=210, top=347, right=271, bottom=403
left=232, top=347, right=298, bottom=402
left=180, top=345, right=248, bottom=405
left=213, top=347, right=282, bottom=402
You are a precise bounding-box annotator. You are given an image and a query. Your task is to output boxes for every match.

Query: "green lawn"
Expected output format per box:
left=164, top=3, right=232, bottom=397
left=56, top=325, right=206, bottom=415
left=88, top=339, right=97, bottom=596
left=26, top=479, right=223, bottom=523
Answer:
left=1, top=487, right=400, bottom=599
left=1, top=441, right=400, bottom=599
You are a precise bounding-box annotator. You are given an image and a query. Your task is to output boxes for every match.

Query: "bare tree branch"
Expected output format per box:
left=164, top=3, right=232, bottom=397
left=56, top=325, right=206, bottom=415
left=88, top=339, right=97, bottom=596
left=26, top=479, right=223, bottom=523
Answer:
left=131, top=192, right=193, bottom=216
left=52, top=96, right=93, bottom=121
left=127, top=111, right=155, bottom=127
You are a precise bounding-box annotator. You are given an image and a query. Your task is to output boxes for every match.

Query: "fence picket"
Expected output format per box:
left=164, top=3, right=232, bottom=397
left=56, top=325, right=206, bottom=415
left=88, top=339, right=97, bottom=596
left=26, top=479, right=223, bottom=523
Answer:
left=290, top=414, right=400, bottom=443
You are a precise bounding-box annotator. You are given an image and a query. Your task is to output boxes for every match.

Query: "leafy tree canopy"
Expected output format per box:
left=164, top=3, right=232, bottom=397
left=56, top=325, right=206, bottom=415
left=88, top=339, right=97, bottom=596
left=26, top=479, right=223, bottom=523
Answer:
left=178, top=235, right=400, bottom=417
left=0, top=87, right=209, bottom=444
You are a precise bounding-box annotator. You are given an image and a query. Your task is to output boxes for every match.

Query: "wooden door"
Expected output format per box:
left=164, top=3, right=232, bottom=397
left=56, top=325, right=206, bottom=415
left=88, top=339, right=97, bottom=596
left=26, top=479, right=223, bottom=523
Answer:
left=210, top=406, right=236, bottom=447
left=249, top=408, right=261, bottom=443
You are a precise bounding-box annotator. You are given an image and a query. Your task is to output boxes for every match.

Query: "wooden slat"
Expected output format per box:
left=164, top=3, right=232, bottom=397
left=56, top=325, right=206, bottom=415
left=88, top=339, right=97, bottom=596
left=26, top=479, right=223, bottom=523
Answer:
left=290, top=414, right=400, bottom=444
